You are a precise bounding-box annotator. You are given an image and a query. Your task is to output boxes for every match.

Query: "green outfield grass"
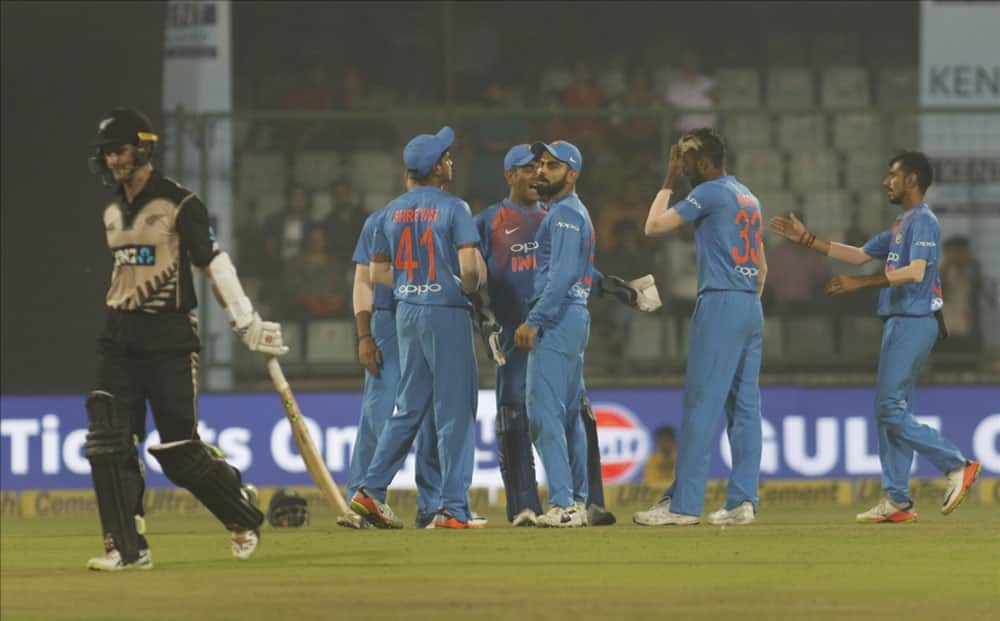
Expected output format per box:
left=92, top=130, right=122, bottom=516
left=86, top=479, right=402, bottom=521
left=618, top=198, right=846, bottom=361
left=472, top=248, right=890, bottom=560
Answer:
left=2, top=503, right=997, bottom=621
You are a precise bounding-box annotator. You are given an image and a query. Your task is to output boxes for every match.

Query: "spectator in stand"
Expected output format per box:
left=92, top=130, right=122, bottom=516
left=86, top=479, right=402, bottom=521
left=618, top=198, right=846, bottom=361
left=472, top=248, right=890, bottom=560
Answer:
left=763, top=213, right=832, bottom=311
left=610, top=70, right=661, bottom=150
left=340, top=65, right=395, bottom=150
left=664, top=49, right=717, bottom=135
left=284, top=62, right=336, bottom=110
left=643, top=426, right=678, bottom=487
left=535, top=92, right=577, bottom=144
left=561, top=60, right=605, bottom=147
left=324, top=178, right=366, bottom=258
left=289, top=228, right=349, bottom=317
left=468, top=82, right=531, bottom=205
left=939, top=236, right=982, bottom=349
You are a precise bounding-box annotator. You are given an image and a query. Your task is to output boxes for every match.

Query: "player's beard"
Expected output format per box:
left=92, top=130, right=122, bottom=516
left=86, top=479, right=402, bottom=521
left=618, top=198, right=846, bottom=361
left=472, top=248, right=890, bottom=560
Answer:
left=533, top=171, right=568, bottom=200
left=887, top=188, right=903, bottom=205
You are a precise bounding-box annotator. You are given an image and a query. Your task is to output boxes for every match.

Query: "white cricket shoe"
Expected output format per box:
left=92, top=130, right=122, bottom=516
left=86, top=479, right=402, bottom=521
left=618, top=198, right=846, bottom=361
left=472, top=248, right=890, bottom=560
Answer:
left=942, top=461, right=982, bottom=515
left=231, top=529, right=260, bottom=560
left=537, top=505, right=586, bottom=528
left=468, top=512, right=489, bottom=528
left=855, top=498, right=917, bottom=524
left=87, top=547, right=153, bottom=572
left=707, top=501, right=755, bottom=526
left=633, top=499, right=699, bottom=526
left=574, top=501, right=590, bottom=526
left=511, top=508, right=538, bottom=527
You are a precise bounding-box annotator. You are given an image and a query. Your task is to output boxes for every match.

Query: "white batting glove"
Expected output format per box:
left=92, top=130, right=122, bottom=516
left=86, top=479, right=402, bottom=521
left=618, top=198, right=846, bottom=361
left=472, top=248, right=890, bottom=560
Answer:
left=236, top=313, right=290, bottom=356
left=628, top=275, right=662, bottom=312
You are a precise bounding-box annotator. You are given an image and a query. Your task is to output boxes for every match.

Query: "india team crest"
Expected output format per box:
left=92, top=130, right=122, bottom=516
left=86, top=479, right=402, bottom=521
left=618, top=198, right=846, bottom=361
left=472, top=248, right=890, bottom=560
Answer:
left=895, top=232, right=904, bottom=244
left=593, top=403, right=651, bottom=483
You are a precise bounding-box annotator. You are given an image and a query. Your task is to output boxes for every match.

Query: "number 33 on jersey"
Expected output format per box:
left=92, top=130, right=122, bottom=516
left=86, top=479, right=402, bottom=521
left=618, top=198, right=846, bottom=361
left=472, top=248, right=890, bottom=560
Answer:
left=372, top=185, right=480, bottom=307
left=674, top=176, right=764, bottom=293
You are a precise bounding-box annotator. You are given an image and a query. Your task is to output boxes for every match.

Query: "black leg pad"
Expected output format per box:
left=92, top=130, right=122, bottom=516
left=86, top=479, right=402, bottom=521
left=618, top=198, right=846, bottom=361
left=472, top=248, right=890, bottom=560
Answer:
left=85, top=390, right=143, bottom=563
left=581, top=395, right=606, bottom=508
left=147, top=439, right=263, bottom=531
left=495, top=405, right=543, bottom=521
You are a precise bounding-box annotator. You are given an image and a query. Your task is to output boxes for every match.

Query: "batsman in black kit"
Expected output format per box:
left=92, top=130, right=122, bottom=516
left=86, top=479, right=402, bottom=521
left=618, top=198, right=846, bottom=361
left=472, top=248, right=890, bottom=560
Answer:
left=84, top=108, right=289, bottom=571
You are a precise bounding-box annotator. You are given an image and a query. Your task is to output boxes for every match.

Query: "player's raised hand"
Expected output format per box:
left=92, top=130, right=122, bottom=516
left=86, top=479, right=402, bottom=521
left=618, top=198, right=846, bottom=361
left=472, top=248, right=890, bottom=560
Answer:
left=358, top=335, right=382, bottom=376
left=663, top=143, right=684, bottom=188
left=768, top=212, right=807, bottom=243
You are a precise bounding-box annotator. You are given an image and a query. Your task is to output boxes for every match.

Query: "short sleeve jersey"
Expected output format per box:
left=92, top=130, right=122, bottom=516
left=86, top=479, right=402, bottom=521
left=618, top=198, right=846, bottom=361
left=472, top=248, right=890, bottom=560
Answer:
left=862, top=203, right=943, bottom=318
left=673, top=175, right=763, bottom=294
left=102, top=173, right=219, bottom=313
left=371, top=186, right=479, bottom=308
left=474, top=199, right=547, bottom=329
left=352, top=209, right=396, bottom=312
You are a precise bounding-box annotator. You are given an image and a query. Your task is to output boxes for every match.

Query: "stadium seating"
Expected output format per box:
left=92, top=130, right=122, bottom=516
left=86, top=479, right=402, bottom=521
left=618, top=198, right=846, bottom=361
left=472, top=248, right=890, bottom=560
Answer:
left=842, top=150, right=886, bottom=191
left=624, top=314, right=671, bottom=360
left=724, top=111, right=772, bottom=149
left=306, top=320, right=356, bottom=363
left=734, top=149, right=785, bottom=191
left=766, top=68, right=814, bottom=110
left=832, top=111, right=882, bottom=151
left=787, top=149, right=839, bottom=192
left=348, top=150, right=399, bottom=194
left=293, top=151, right=344, bottom=191
left=716, top=68, right=762, bottom=109
left=777, top=112, right=828, bottom=150
left=820, top=66, right=871, bottom=109
left=310, top=191, right=334, bottom=221
left=238, top=152, right=287, bottom=198
left=763, top=316, right=785, bottom=359
left=876, top=66, right=919, bottom=108
left=801, top=189, right=851, bottom=238
left=810, top=32, right=862, bottom=66
left=784, top=316, right=836, bottom=356
left=756, top=191, right=799, bottom=220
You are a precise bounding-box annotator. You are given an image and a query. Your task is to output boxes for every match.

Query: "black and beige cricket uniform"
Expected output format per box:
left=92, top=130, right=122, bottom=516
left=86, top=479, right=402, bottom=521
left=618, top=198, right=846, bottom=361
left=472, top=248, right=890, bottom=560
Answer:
left=96, top=171, right=218, bottom=444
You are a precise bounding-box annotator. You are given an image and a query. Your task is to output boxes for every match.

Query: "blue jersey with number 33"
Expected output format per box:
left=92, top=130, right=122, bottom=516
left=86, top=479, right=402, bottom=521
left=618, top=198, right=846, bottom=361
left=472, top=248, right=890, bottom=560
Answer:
left=674, top=176, right=763, bottom=294
left=372, top=185, right=479, bottom=308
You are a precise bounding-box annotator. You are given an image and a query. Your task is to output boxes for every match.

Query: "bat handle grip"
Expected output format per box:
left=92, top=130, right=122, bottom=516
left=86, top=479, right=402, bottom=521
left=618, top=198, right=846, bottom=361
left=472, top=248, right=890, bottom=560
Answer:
left=267, top=356, right=288, bottom=390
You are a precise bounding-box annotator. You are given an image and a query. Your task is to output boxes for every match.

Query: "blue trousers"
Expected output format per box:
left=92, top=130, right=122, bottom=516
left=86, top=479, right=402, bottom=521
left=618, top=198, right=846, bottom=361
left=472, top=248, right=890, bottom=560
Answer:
left=361, top=303, right=478, bottom=522
left=346, top=310, right=441, bottom=514
left=663, top=291, right=763, bottom=516
left=526, top=304, right=590, bottom=509
left=876, top=315, right=965, bottom=505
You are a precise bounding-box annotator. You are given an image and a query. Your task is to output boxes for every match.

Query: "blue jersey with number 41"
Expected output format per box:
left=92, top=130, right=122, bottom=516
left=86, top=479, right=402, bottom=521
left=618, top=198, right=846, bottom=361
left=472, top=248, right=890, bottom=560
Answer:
left=372, top=185, right=479, bottom=308
left=674, top=176, right=763, bottom=294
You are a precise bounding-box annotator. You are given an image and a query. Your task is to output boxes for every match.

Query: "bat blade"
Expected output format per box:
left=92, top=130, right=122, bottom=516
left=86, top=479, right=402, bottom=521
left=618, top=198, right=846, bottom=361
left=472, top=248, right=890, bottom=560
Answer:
left=267, top=357, right=350, bottom=514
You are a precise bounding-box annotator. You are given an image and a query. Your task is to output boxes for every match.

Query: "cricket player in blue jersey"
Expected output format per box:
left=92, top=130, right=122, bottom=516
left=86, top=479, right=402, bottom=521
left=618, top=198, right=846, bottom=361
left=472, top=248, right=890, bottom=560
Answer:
left=350, top=126, right=486, bottom=529
left=769, top=151, right=982, bottom=523
left=339, top=201, right=442, bottom=529
left=476, top=144, right=658, bottom=526
left=512, top=140, right=595, bottom=528
left=634, top=128, right=767, bottom=527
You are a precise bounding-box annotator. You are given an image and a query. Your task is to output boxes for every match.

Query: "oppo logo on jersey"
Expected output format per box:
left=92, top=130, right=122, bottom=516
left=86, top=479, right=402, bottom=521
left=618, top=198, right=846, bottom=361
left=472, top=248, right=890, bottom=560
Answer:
left=733, top=265, right=759, bottom=277
left=397, top=283, right=443, bottom=295
left=112, top=244, right=156, bottom=267
left=509, top=241, right=539, bottom=273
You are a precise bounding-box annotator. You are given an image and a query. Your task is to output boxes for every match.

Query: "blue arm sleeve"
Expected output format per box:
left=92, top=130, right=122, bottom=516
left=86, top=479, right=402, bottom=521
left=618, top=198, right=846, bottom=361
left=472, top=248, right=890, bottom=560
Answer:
left=526, top=211, right=585, bottom=329
left=452, top=200, right=479, bottom=247
left=673, top=184, right=716, bottom=223
left=908, top=214, right=940, bottom=263
left=862, top=230, right=892, bottom=261
left=371, top=222, right=390, bottom=258
left=588, top=266, right=605, bottom=299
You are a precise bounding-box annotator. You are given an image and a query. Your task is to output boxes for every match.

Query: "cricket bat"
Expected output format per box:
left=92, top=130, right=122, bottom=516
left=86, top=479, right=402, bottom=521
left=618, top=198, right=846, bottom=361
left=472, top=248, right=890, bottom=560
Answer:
left=267, top=357, right=350, bottom=515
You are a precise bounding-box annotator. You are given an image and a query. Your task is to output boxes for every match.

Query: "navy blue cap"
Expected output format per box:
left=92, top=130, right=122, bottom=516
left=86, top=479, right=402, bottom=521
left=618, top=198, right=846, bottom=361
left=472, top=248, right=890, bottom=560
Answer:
left=531, top=140, right=582, bottom=172
left=503, top=144, right=536, bottom=171
left=403, top=126, right=455, bottom=177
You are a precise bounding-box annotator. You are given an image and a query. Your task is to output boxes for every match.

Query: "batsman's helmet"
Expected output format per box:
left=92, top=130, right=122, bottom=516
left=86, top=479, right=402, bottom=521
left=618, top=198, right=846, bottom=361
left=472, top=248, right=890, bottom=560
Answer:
left=267, top=488, right=310, bottom=528
left=89, top=108, right=159, bottom=186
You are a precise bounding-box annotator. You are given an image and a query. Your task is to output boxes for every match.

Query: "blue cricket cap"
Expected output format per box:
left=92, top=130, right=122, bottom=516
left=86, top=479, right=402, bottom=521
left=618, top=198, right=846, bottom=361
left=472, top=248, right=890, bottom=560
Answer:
left=403, top=126, right=455, bottom=177
left=503, top=144, right=536, bottom=171
left=531, top=140, right=582, bottom=172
